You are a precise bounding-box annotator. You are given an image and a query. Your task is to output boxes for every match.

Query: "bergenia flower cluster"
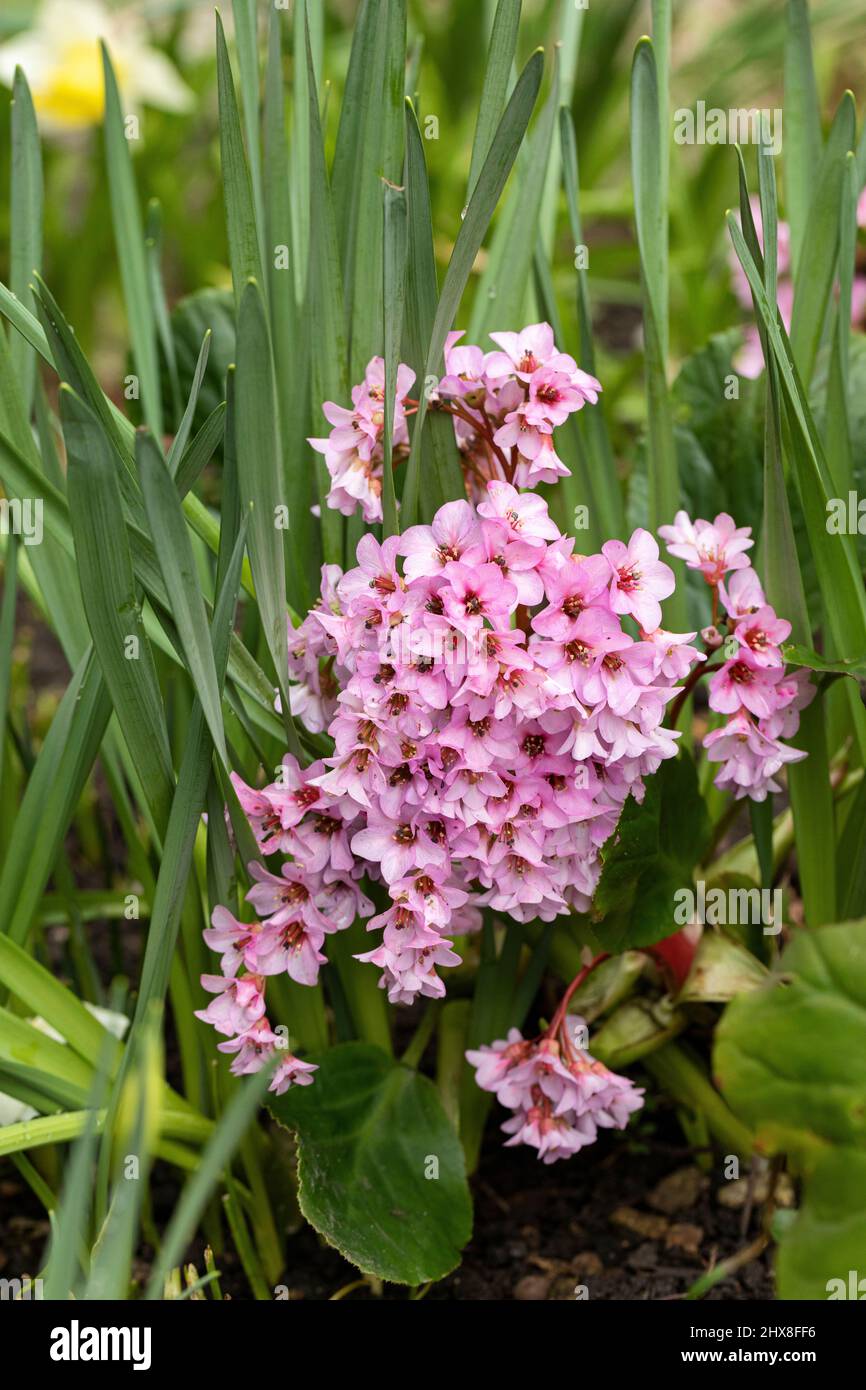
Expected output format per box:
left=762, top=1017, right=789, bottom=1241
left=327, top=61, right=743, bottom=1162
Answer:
left=659, top=511, right=814, bottom=801
left=310, top=321, right=601, bottom=523
left=467, top=1016, right=644, bottom=1165
left=198, top=479, right=706, bottom=1094
left=196, top=311, right=812, bottom=1164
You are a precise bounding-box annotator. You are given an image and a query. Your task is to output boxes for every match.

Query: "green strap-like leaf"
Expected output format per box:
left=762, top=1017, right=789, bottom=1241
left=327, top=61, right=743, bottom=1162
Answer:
left=101, top=44, right=162, bottom=437
left=166, top=330, right=212, bottom=477
left=783, top=0, right=823, bottom=275
left=265, top=5, right=315, bottom=611
left=790, top=91, right=856, bottom=388
left=216, top=12, right=264, bottom=308
left=9, top=66, right=42, bottom=413
left=466, top=0, right=521, bottom=203
left=469, top=48, right=559, bottom=340
left=235, top=279, right=301, bottom=758
left=304, top=12, right=349, bottom=565
left=63, top=388, right=174, bottom=832
left=137, top=428, right=229, bottom=767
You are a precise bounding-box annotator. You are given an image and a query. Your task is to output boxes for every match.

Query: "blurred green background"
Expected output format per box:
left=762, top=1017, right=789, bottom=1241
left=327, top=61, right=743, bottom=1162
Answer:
left=0, top=0, right=864, bottom=447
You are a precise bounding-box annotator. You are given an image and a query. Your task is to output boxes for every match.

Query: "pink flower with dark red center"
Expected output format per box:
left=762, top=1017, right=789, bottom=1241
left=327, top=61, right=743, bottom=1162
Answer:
left=659, top=510, right=754, bottom=584
left=477, top=480, right=561, bottom=545
left=466, top=1021, right=644, bottom=1164
left=733, top=605, right=791, bottom=668
left=708, top=649, right=787, bottom=718
left=217, top=1018, right=281, bottom=1076
left=400, top=500, right=480, bottom=582
left=525, top=367, right=592, bottom=428
left=602, top=529, right=675, bottom=633
left=440, top=560, right=518, bottom=631
left=485, top=322, right=559, bottom=381
left=532, top=553, right=611, bottom=640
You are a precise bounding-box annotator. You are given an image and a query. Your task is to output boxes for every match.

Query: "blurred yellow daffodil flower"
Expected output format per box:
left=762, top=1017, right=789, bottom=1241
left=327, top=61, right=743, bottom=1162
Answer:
left=0, top=0, right=193, bottom=133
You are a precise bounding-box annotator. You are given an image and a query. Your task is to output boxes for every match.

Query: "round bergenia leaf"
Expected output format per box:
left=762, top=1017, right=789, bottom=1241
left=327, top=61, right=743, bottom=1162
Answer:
left=269, top=1043, right=472, bottom=1285
left=715, top=921, right=866, bottom=1299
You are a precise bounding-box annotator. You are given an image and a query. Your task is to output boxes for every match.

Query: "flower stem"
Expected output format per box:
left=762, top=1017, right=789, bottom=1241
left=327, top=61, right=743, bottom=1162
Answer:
left=546, top=952, right=609, bottom=1040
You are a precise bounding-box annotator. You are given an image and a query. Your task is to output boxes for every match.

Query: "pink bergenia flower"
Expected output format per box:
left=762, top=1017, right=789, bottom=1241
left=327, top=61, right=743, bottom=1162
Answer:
left=659, top=510, right=754, bottom=585
left=602, top=529, right=675, bottom=632
left=195, top=974, right=266, bottom=1037
left=660, top=510, right=812, bottom=802
left=311, top=357, right=415, bottom=524
left=467, top=1018, right=644, bottom=1165
left=400, top=500, right=480, bottom=582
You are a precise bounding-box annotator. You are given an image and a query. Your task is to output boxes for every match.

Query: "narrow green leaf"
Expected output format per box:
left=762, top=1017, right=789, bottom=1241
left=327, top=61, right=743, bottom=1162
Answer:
left=235, top=279, right=300, bottom=758
left=631, top=38, right=667, bottom=359
left=784, top=0, right=823, bottom=275
left=130, top=524, right=245, bottom=1038
left=0, top=648, right=111, bottom=947
left=335, top=0, right=406, bottom=380
left=401, top=101, right=462, bottom=525
left=216, top=11, right=263, bottom=307
left=43, top=1060, right=111, bottom=1300
left=741, top=148, right=837, bottom=927
left=166, top=330, right=211, bottom=477
left=630, top=38, right=685, bottom=626
left=63, top=387, right=174, bottom=830
left=85, top=1013, right=162, bottom=1300
left=469, top=49, right=559, bottom=340
left=559, top=106, right=622, bottom=539
left=137, top=428, right=229, bottom=766
left=101, top=43, right=162, bottom=436
left=231, top=0, right=267, bottom=288
left=265, top=4, right=314, bottom=611
left=0, top=536, right=17, bottom=794
left=145, top=198, right=182, bottom=425
left=0, top=930, right=116, bottom=1069
left=790, top=91, right=856, bottom=388
left=466, top=0, right=521, bottom=203
left=304, top=12, right=349, bottom=564
left=175, top=401, right=226, bottom=501
left=9, top=66, right=42, bottom=412
left=825, top=152, right=858, bottom=488
left=289, top=0, right=313, bottom=305
left=728, top=214, right=866, bottom=660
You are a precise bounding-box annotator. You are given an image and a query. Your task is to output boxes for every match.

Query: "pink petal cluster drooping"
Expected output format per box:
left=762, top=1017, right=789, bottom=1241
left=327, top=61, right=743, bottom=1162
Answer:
left=659, top=511, right=814, bottom=801
left=466, top=1017, right=644, bottom=1164
left=310, top=322, right=602, bottom=522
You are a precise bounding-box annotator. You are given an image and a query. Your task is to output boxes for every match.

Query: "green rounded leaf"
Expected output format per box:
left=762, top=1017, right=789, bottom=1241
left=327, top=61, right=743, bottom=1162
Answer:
left=270, top=1043, right=472, bottom=1285
left=715, top=921, right=866, bottom=1299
